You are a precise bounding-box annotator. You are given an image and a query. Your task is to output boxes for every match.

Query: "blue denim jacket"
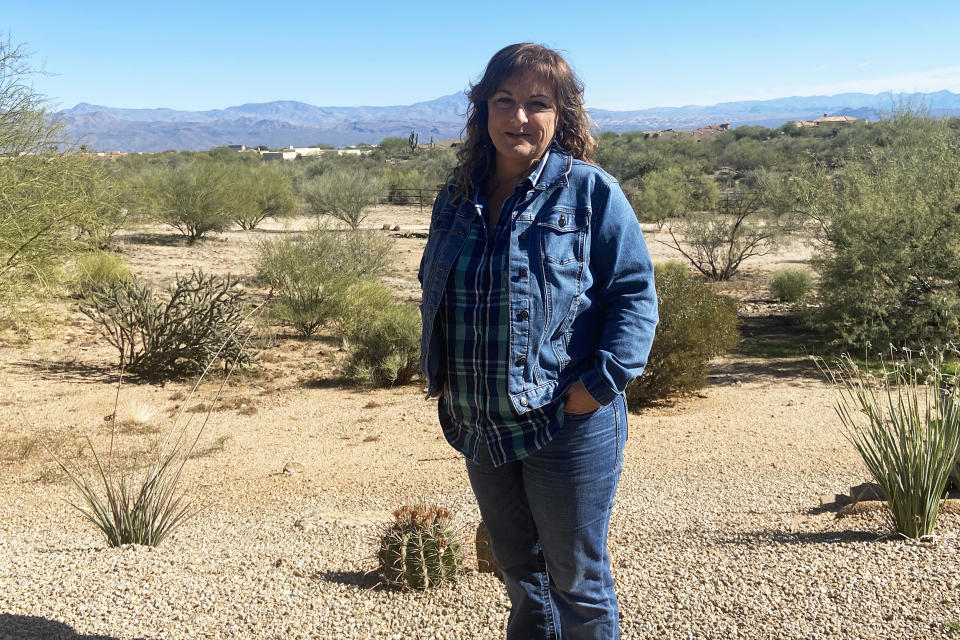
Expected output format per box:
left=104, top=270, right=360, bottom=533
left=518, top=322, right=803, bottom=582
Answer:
left=419, top=147, right=658, bottom=414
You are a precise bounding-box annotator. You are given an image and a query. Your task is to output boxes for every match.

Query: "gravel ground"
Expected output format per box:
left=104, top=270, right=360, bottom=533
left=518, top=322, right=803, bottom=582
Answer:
left=1, top=211, right=959, bottom=639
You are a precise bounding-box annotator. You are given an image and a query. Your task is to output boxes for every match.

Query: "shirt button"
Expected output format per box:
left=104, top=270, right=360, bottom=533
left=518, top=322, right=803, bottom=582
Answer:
left=519, top=232, right=528, bottom=241
left=518, top=310, right=529, bottom=320
left=520, top=398, right=528, bottom=406
left=516, top=356, right=526, bottom=366
left=519, top=268, right=527, bottom=277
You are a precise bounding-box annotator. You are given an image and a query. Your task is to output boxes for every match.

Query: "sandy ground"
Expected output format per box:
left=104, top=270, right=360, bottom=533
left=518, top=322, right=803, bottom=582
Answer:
left=1, top=207, right=958, bottom=639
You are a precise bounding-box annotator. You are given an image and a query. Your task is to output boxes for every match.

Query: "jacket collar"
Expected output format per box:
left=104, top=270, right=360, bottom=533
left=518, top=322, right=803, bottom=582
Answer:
left=533, top=143, right=572, bottom=191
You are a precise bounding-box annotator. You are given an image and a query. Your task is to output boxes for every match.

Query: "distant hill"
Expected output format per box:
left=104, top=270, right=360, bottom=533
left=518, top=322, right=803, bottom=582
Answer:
left=53, top=90, right=960, bottom=152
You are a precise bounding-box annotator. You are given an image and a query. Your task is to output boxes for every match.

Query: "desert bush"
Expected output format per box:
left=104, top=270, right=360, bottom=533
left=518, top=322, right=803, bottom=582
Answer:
left=627, top=262, right=739, bottom=404
left=70, top=250, right=131, bottom=297
left=821, top=349, right=960, bottom=539
left=630, top=166, right=718, bottom=223
left=229, top=164, right=297, bottom=230
left=330, top=279, right=395, bottom=340
left=345, top=302, right=421, bottom=387
left=662, top=181, right=792, bottom=281
left=78, top=270, right=251, bottom=381
left=144, top=163, right=232, bottom=242
left=257, top=228, right=393, bottom=337
left=790, top=112, right=960, bottom=348
left=302, top=166, right=384, bottom=229
left=769, top=267, right=813, bottom=303
left=377, top=504, right=464, bottom=590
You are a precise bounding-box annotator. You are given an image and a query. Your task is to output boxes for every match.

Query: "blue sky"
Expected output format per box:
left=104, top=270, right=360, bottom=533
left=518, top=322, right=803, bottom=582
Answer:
left=6, top=0, right=960, bottom=111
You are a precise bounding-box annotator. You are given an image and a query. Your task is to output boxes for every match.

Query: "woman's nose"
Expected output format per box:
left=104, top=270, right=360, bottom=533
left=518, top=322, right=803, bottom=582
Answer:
left=512, top=104, right=528, bottom=123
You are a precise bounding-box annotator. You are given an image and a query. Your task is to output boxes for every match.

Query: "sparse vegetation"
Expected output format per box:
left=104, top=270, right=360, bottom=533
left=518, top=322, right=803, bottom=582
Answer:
left=257, top=227, right=393, bottom=338
left=70, top=250, right=132, bottom=297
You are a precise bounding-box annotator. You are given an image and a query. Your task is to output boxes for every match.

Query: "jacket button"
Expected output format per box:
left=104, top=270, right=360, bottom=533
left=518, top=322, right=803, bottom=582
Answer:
left=519, top=268, right=527, bottom=277
left=519, top=232, right=528, bottom=241
left=520, top=398, right=528, bottom=406
left=518, top=310, right=529, bottom=320
left=559, top=215, right=566, bottom=226
left=516, top=356, right=526, bottom=366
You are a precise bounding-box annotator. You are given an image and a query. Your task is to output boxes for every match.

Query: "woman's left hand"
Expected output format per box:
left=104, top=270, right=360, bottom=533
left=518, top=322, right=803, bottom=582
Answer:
left=564, top=380, right=601, bottom=415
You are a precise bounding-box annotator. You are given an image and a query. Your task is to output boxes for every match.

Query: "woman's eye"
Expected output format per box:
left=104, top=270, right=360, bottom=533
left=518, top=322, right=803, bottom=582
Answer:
left=530, top=101, right=548, bottom=110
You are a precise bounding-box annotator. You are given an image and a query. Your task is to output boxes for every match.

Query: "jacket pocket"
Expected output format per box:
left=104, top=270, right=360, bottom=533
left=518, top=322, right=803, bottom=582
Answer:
left=537, top=206, right=586, bottom=266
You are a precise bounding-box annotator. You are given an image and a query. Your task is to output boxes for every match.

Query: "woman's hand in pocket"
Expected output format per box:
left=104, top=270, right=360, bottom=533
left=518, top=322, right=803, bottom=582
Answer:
left=564, top=379, right=601, bottom=415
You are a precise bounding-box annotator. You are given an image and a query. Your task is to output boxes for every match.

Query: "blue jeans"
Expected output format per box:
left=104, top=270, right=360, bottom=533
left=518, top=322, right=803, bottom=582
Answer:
left=465, top=395, right=627, bottom=640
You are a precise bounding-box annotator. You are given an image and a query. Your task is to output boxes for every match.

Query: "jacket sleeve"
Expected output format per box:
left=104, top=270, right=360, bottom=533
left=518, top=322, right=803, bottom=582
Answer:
left=578, top=179, right=659, bottom=405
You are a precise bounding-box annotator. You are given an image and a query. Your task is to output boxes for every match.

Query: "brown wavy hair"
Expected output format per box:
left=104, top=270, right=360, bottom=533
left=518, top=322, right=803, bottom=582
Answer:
left=450, top=43, right=596, bottom=201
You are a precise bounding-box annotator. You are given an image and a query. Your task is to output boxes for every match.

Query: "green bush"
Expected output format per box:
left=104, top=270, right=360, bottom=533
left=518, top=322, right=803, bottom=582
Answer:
left=330, top=279, right=395, bottom=340
left=257, top=228, right=393, bottom=337
left=145, top=163, right=233, bottom=243
left=79, top=270, right=251, bottom=381
left=70, top=251, right=131, bottom=297
left=229, top=164, right=297, bottom=230
left=345, top=301, right=421, bottom=387
left=792, top=112, right=960, bottom=348
left=822, top=350, right=960, bottom=539
left=302, top=166, right=383, bottom=229
left=627, top=262, right=739, bottom=404
left=377, top=504, right=464, bottom=590
left=769, top=267, right=813, bottom=303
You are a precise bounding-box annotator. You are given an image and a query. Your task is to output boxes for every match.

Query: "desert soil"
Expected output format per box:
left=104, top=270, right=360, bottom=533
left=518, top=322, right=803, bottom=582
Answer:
left=1, top=206, right=958, bottom=639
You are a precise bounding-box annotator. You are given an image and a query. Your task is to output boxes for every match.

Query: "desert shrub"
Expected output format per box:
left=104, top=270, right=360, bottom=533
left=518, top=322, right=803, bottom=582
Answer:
left=330, top=279, right=395, bottom=340
left=627, top=262, right=739, bottom=404
left=382, top=166, right=426, bottom=203
left=79, top=270, right=251, bottom=380
left=70, top=250, right=131, bottom=296
left=302, top=166, right=384, bottom=229
left=257, top=228, right=393, bottom=337
left=377, top=504, right=464, bottom=590
left=791, top=113, right=960, bottom=348
left=769, top=267, right=813, bottom=303
left=144, top=162, right=233, bottom=242
left=662, top=181, right=790, bottom=281
left=345, top=302, right=421, bottom=387
left=630, top=166, right=718, bottom=223
left=822, top=350, right=960, bottom=539
left=229, top=164, right=297, bottom=230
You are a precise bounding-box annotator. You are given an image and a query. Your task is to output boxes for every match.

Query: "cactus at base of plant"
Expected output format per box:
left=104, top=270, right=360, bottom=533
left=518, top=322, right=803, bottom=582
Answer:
left=377, top=504, right=464, bottom=590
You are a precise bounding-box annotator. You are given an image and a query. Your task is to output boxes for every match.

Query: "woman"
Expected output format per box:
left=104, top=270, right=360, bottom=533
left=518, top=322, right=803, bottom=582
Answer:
left=418, top=43, right=658, bottom=640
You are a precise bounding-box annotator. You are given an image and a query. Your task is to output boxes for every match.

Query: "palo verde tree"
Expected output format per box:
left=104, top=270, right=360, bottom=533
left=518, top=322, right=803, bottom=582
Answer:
left=0, top=38, right=121, bottom=309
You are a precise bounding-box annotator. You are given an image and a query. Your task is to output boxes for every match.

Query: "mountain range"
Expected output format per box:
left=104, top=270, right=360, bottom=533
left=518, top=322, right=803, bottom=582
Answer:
left=53, top=90, right=960, bottom=153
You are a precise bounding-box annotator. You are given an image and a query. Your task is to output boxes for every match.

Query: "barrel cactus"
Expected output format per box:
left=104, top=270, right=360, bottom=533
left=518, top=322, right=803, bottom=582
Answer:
left=377, top=504, right=464, bottom=589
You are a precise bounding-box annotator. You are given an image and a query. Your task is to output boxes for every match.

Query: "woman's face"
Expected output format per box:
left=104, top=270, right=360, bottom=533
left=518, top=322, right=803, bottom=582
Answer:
left=486, top=71, right=558, bottom=175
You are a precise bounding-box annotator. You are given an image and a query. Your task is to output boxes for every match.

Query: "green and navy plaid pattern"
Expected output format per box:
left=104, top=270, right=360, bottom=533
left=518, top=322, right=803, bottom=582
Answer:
left=439, top=168, right=563, bottom=466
